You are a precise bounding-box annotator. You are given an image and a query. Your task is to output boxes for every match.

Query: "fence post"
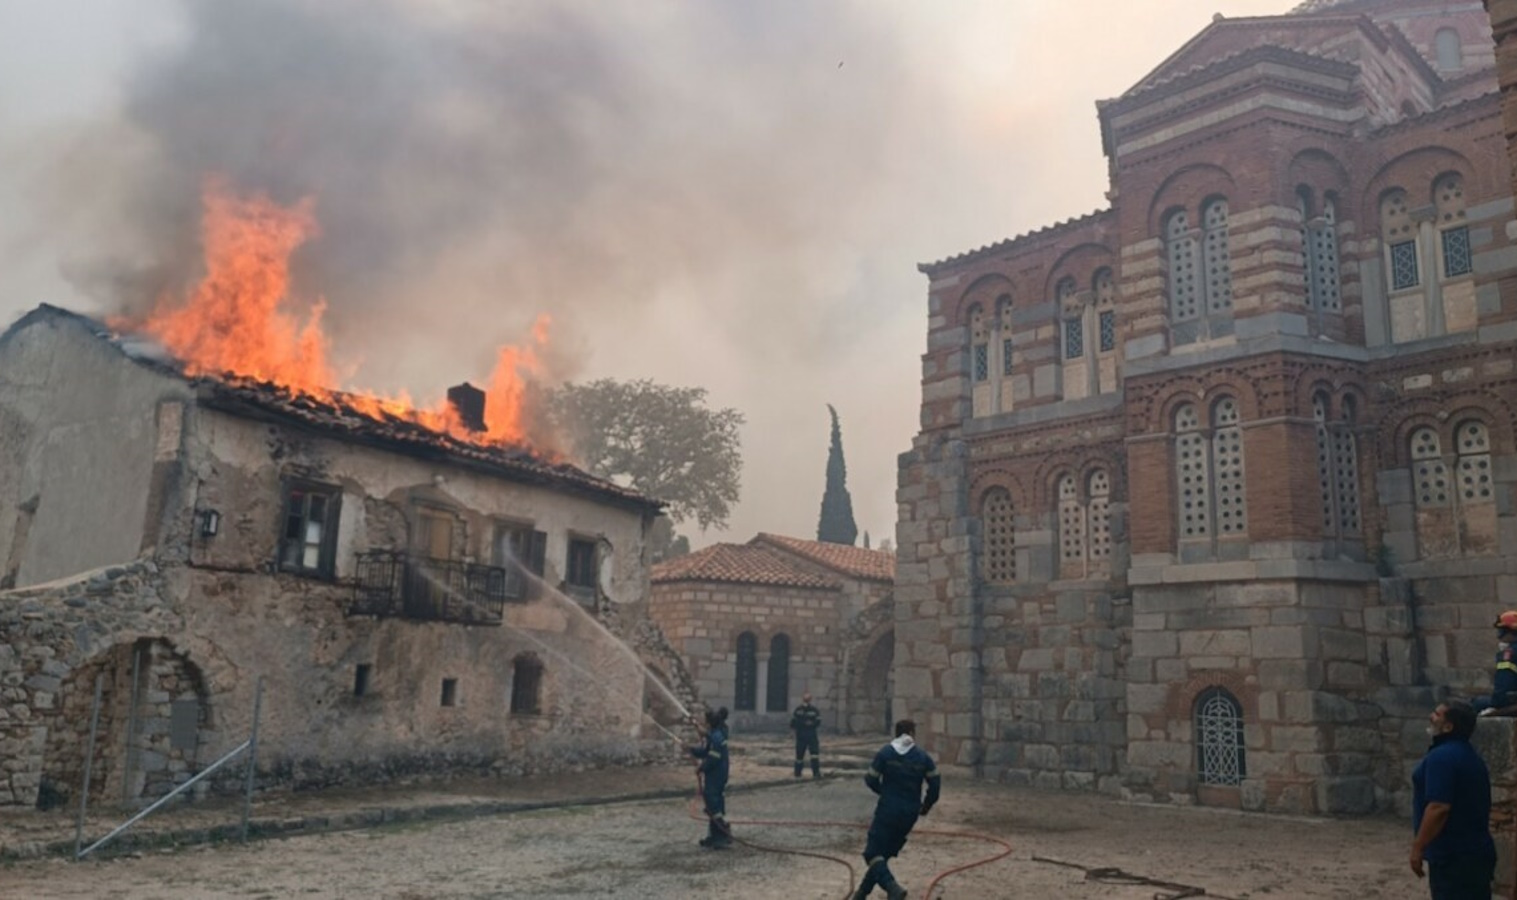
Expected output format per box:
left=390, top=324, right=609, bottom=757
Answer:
left=74, top=673, right=105, bottom=857
left=240, top=676, right=264, bottom=842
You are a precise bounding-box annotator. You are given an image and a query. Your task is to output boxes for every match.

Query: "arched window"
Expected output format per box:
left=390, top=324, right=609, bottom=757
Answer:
left=969, top=304, right=989, bottom=383
left=1094, top=268, right=1117, bottom=355
left=1058, top=473, right=1085, bottom=572
left=1313, top=394, right=1335, bottom=532
left=996, top=295, right=1015, bottom=378
left=766, top=634, right=791, bottom=712
left=734, top=632, right=758, bottom=711
left=1202, top=199, right=1234, bottom=314
left=1195, top=687, right=1246, bottom=787
left=1302, top=192, right=1341, bottom=313
left=1411, top=428, right=1449, bottom=508
left=1435, top=174, right=1471, bottom=279
left=980, top=487, right=1016, bottom=583
left=1166, top=210, right=1200, bottom=323
left=1088, top=469, right=1113, bottom=564
left=1333, top=397, right=1362, bottom=536
left=1057, top=277, right=1083, bottom=362
left=1456, top=420, right=1493, bottom=506
left=1435, top=27, right=1463, bottom=72
left=1212, top=397, right=1247, bottom=536
left=1382, top=189, right=1419, bottom=291
left=510, top=654, right=544, bottom=715
left=1175, top=404, right=1210, bottom=541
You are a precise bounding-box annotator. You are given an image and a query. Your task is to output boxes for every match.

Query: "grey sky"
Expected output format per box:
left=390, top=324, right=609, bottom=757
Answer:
left=0, top=0, right=1292, bottom=548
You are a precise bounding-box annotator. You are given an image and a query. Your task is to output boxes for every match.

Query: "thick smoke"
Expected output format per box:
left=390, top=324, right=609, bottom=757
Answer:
left=35, top=0, right=928, bottom=391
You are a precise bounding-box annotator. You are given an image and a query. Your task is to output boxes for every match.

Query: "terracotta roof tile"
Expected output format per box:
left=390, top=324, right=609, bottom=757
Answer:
left=651, top=543, right=839, bottom=589
left=753, top=533, right=895, bottom=582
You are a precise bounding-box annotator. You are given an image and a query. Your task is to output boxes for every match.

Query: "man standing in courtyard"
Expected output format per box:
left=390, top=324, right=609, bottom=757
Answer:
left=1410, top=699, right=1495, bottom=899
left=790, top=690, right=823, bottom=779
left=853, top=719, right=941, bottom=900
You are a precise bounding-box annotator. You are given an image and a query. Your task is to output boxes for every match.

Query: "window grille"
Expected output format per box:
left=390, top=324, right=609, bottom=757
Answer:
left=970, top=305, right=989, bottom=382
left=766, top=634, right=791, bottom=712
left=1195, top=688, right=1246, bottom=787
left=1064, top=319, right=1084, bottom=360
left=1202, top=200, right=1233, bottom=313
left=1441, top=226, right=1472, bottom=278
left=1088, top=470, right=1112, bottom=561
left=1308, top=200, right=1341, bottom=312
left=1411, top=428, right=1449, bottom=507
left=998, top=298, right=1015, bottom=377
left=1390, top=241, right=1420, bottom=291
left=510, top=656, right=543, bottom=714
left=1456, top=421, right=1493, bottom=503
left=1332, top=422, right=1362, bottom=535
left=1058, top=475, right=1085, bottom=564
left=1313, top=396, right=1335, bottom=533
left=734, top=633, right=758, bottom=711
left=1098, top=311, right=1115, bottom=353
left=981, top=488, right=1017, bottom=583
left=973, top=343, right=989, bottom=382
left=1212, top=398, right=1247, bottom=536
left=1175, top=404, right=1210, bottom=539
left=1167, top=211, right=1199, bottom=322
left=1001, top=338, right=1014, bottom=377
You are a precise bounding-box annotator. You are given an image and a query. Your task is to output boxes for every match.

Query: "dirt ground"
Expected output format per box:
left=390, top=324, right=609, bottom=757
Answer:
left=1, top=769, right=1435, bottom=900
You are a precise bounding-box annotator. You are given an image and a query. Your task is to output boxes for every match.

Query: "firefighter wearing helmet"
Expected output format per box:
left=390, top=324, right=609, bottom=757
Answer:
left=1475, top=611, right=1517, bottom=716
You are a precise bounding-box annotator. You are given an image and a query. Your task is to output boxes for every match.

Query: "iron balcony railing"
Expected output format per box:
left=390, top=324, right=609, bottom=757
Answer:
left=351, top=550, right=519, bottom=625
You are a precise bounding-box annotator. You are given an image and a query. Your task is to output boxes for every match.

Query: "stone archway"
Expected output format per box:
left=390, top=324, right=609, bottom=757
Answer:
left=849, top=629, right=895, bottom=735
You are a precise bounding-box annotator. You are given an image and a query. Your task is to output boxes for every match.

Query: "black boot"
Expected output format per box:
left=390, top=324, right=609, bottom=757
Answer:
left=811, top=759, right=821, bottom=778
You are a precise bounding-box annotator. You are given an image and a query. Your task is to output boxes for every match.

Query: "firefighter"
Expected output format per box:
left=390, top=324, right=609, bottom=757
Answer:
left=790, top=691, right=823, bottom=778
left=1475, top=611, right=1517, bottom=716
left=688, top=706, right=732, bottom=848
left=853, top=719, right=941, bottom=900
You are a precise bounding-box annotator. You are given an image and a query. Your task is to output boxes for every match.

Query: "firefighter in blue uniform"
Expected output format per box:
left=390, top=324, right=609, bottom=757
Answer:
left=688, top=706, right=732, bottom=848
left=1475, top=610, right=1517, bottom=716
left=790, top=691, right=823, bottom=778
left=853, top=719, right=941, bottom=900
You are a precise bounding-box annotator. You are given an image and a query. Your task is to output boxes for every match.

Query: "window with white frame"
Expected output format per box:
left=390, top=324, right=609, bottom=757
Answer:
left=1435, top=174, right=1471, bottom=279
left=1166, top=210, right=1200, bottom=323
left=1202, top=199, right=1234, bottom=314
left=981, top=487, right=1016, bottom=583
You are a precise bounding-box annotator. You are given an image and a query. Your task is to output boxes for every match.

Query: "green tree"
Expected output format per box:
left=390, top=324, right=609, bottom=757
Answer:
left=816, top=404, right=858, bottom=545
left=548, top=379, right=744, bottom=539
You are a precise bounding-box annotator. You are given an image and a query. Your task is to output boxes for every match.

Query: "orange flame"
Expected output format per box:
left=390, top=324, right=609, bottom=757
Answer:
left=125, top=179, right=550, bottom=451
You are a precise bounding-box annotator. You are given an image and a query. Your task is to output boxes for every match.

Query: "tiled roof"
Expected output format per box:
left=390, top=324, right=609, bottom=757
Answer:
left=651, top=543, right=840, bottom=589
left=754, top=533, right=896, bottom=582
left=8, top=305, right=660, bottom=512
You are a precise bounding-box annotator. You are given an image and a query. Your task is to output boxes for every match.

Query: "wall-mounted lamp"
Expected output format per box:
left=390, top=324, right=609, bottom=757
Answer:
left=199, top=509, right=221, bottom=538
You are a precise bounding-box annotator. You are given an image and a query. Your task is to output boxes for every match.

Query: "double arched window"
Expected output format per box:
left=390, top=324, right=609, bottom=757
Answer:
left=1313, top=393, right=1361, bottom=541
left=1410, top=420, right=1495, bottom=558
left=1165, top=199, right=1234, bottom=343
left=1174, top=397, right=1248, bottom=546
left=967, top=295, right=1019, bottom=417
left=1057, top=470, right=1113, bottom=579
left=980, top=487, right=1017, bottom=584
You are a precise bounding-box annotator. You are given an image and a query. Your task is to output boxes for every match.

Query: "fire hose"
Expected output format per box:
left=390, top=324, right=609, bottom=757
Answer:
left=688, top=768, right=1014, bottom=899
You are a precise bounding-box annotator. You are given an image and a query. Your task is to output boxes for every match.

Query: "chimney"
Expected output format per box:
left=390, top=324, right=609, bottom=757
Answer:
left=447, top=382, right=487, bottom=433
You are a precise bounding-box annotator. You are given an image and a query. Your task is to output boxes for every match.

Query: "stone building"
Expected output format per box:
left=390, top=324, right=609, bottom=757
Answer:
left=0, top=305, right=685, bottom=809
left=649, top=534, right=894, bottom=734
left=897, top=0, right=1517, bottom=814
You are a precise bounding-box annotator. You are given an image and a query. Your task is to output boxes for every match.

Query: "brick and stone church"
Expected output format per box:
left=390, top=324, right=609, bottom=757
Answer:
left=896, top=0, right=1517, bottom=814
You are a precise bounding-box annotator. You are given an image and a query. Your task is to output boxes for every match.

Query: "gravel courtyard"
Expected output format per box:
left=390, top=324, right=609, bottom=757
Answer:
left=2, top=769, right=1435, bottom=899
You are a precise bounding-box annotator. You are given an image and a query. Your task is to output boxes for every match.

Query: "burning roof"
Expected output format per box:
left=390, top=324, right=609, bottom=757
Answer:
left=5, top=304, right=661, bottom=512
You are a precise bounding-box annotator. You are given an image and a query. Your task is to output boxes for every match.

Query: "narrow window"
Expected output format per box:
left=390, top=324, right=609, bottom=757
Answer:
left=1411, top=427, right=1449, bottom=508
left=997, top=296, right=1015, bottom=378
left=279, top=482, right=341, bottom=578
left=1195, top=687, right=1246, bottom=787
left=1166, top=210, right=1200, bottom=323
left=1435, top=27, right=1463, bottom=72
left=1382, top=190, right=1420, bottom=291
left=440, top=678, right=458, bottom=708
left=970, top=304, right=989, bottom=383
left=494, top=523, right=547, bottom=600
left=980, top=487, right=1016, bottom=583
left=766, top=634, right=791, bottom=713
left=1001, top=337, right=1014, bottom=377
left=734, top=632, right=758, bottom=712
left=1175, top=404, right=1210, bottom=540
left=566, top=537, right=598, bottom=601
left=1088, top=470, right=1112, bottom=562
left=1098, top=311, right=1116, bottom=353
left=1057, top=277, right=1083, bottom=361
left=1456, top=421, right=1494, bottom=505
left=510, top=656, right=543, bottom=714
left=354, top=664, right=371, bottom=698
left=1436, top=174, right=1471, bottom=278
left=1333, top=399, right=1361, bottom=536
left=1064, top=319, right=1084, bottom=361
left=1201, top=199, right=1234, bottom=313
left=1212, top=397, right=1247, bottom=536
left=1057, top=474, right=1085, bottom=570
left=1314, top=394, right=1336, bottom=534
left=1306, top=195, right=1341, bottom=313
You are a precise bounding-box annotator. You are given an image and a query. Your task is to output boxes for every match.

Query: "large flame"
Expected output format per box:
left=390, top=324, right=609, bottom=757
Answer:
left=126, top=179, right=549, bottom=449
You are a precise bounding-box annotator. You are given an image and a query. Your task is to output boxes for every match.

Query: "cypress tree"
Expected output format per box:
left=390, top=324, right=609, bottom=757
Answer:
left=816, top=404, right=858, bottom=545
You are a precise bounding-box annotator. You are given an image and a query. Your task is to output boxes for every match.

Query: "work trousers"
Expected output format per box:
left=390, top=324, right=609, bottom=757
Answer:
left=1427, top=853, right=1495, bottom=900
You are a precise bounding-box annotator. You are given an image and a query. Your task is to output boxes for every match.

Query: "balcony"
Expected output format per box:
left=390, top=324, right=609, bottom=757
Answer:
left=351, top=550, right=518, bottom=626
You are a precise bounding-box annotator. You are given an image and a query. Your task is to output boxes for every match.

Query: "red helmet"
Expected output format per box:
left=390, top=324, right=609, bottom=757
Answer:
left=1495, top=610, right=1517, bottom=630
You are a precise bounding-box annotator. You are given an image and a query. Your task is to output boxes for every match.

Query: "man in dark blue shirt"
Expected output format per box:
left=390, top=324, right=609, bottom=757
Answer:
left=853, top=719, right=941, bottom=900
left=1410, top=700, right=1495, bottom=899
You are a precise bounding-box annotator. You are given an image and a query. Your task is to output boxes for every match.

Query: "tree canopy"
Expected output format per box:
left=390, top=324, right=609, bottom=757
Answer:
left=548, top=378, right=744, bottom=533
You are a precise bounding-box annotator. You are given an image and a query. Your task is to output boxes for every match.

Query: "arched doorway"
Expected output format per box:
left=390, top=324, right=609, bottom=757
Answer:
left=859, top=630, right=894, bottom=735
